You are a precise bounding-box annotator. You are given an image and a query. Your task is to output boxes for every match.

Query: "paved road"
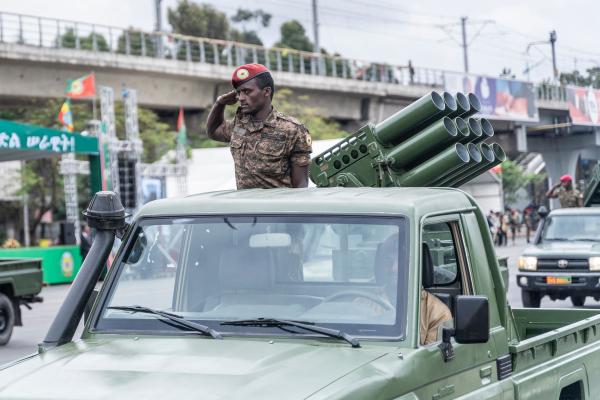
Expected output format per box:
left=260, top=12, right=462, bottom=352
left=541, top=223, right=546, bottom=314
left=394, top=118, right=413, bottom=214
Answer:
left=1, top=237, right=597, bottom=365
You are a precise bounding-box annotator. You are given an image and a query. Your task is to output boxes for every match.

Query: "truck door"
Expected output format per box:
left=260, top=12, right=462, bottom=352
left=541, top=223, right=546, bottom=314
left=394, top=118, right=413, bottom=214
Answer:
left=414, top=215, right=512, bottom=400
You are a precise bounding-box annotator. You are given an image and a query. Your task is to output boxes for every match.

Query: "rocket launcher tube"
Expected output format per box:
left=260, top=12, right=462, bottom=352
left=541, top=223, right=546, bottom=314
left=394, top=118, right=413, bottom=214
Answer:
left=374, top=91, right=446, bottom=146
left=466, top=93, right=482, bottom=117
left=442, top=92, right=458, bottom=114
left=433, top=143, right=482, bottom=186
left=454, top=117, right=471, bottom=144
left=396, top=143, right=470, bottom=187
left=472, top=118, right=494, bottom=144
left=385, top=117, right=458, bottom=170
left=467, top=118, right=483, bottom=142
left=448, top=93, right=470, bottom=118
left=452, top=143, right=506, bottom=187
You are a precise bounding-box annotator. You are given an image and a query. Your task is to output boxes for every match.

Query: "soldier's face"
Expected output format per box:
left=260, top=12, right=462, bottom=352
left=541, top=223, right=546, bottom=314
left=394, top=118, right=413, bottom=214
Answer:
left=236, top=80, right=270, bottom=115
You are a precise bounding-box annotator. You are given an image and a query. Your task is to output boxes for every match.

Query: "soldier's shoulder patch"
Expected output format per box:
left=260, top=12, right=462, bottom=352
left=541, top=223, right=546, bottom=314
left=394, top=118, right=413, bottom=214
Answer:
left=276, top=112, right=302, bottom=126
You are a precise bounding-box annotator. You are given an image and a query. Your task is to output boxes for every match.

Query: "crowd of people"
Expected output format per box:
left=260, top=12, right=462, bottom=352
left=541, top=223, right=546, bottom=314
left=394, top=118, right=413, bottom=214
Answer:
left=487, top=205, right=540, bottom=246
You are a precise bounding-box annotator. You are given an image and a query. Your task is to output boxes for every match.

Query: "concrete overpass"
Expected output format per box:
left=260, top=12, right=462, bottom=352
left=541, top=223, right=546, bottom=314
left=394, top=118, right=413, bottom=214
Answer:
left=0, top=10, right=598, bottom=194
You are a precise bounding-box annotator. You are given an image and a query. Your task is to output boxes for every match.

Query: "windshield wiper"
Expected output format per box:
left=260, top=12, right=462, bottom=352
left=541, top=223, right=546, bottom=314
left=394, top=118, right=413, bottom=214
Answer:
left=108, top=305, right=222, bottom=339
left=545, top=237, right=570, bottom=241
left=571, top=238, right=600, bottom=242
left=221, top=318, right=360, bottom=348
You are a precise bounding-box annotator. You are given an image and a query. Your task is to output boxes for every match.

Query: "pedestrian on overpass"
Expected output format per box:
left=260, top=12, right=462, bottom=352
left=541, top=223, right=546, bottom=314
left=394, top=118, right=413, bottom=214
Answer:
left=206, top=63, right=312, bottom=189
left=546, top=175, right=583, bottom=208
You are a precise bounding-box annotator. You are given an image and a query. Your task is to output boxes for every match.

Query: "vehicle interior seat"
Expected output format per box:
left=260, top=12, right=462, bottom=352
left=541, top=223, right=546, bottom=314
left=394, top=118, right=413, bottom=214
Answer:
left=422, top=243, right=453, bottom=314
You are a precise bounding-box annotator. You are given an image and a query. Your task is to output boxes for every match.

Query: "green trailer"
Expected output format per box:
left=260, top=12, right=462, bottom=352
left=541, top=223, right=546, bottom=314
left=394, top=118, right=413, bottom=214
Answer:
left=0, top=246, right=82, bottom=285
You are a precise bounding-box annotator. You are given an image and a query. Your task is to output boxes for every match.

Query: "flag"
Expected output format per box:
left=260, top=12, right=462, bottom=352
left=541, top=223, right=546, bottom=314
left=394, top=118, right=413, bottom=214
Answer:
left=177, top=107, right=187, bottom=146
left=57, top=99, right=74, bottom=132
left=65, top=73, right=96, bottom=98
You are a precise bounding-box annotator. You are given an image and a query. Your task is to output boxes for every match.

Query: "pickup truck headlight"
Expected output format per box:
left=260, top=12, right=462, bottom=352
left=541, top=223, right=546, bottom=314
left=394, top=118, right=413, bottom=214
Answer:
left=589, top=257, right=600, bottom=271
left=518, top=256, right=537, bottom=271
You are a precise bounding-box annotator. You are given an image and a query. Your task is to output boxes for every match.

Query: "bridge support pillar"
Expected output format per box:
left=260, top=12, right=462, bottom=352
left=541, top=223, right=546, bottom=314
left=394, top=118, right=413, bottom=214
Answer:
left=528, top=129, right=600, bottom=209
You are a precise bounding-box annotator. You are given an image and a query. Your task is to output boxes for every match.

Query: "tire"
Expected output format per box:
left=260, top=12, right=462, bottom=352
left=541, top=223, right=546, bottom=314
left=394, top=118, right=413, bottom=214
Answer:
left=522, top=290, right=541, bottom=308
left=0, top=293, right=15, bottom=346
left=571, top=296, right=586, bottom=307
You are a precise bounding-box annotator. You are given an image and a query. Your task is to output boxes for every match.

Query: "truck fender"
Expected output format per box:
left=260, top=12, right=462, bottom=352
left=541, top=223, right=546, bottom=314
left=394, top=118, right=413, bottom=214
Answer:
left=0, top=283, right=21, bottom=326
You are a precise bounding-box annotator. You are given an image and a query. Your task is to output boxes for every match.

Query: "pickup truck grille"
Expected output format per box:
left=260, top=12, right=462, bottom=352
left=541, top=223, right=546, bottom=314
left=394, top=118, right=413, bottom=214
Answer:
left=537, top=258, right=589, bottom=271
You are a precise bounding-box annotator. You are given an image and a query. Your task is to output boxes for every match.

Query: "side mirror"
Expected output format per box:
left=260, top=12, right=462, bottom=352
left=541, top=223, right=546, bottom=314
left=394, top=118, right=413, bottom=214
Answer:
left=454, top=295, right=489, bottom=344
left=537, top=206, right=549, bottom=219
left=439, top=295, right=489, bottom=362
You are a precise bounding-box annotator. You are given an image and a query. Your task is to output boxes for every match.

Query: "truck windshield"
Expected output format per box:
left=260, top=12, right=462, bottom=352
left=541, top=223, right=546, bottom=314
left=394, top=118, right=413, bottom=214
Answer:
left=541, top=215, right=600, bottom=242
left=96, top=215, right=408, bottom=339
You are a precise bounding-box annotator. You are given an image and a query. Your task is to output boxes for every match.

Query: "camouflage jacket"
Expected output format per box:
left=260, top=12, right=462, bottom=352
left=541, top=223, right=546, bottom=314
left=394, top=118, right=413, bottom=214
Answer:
left=556, top=187, right=583, bottom=208
left=212, top=107, right=312, bottom=189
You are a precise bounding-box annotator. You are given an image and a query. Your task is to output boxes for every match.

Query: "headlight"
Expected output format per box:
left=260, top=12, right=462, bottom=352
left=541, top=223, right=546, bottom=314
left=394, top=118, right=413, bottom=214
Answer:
left=589, top=257, right=600, bottom=271
left=518, top=256, right=537, bottom=271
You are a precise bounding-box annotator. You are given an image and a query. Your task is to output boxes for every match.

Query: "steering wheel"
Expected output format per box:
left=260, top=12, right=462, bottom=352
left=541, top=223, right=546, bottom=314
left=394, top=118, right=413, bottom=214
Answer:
left=322, top=290, right=395, bottom=311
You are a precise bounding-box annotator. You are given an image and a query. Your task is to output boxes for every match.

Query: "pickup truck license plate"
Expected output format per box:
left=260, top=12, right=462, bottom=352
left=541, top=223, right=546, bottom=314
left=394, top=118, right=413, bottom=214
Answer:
left=546, top=276, right=571, bottom=285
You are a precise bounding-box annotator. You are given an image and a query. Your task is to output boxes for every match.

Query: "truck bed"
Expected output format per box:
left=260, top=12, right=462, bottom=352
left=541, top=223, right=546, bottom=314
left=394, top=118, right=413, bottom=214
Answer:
left=509, top=308, right=600, bottom=373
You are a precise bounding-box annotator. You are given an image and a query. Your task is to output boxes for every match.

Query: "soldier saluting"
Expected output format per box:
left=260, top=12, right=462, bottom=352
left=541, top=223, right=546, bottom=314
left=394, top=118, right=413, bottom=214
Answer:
left=546, top=174, right=583, bottom=208
left=206, top=63, right=312, bottom=189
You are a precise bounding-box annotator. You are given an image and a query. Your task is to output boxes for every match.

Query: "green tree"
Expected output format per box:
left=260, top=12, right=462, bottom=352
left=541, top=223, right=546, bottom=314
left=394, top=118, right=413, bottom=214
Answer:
left=560, top=67, right=600, bottom=88
left=168, top=1, right=230, bottom=39
left=230, top=8, right=271, bottom=46
left=275, top=20, right=313, bottom=52
left=57, top=28, right=109, bottom=51
left=117, top=29, right=156, bottom=57
left=500, top=159, right=546, bottom=204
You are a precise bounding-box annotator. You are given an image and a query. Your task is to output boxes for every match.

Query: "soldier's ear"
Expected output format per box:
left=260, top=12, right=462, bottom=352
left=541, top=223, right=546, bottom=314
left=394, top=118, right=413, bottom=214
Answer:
left=263, top=86, right=272, bottom=99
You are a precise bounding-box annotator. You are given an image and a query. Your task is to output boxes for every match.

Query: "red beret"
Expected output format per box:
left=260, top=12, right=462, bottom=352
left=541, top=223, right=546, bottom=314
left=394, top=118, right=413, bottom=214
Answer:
left=231, top=63, right=270, bottom=88
left=560, top=174, right=572, bottom=182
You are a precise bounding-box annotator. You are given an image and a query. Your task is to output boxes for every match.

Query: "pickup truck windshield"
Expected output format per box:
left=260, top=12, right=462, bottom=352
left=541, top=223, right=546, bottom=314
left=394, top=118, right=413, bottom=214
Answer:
left=96, top=215, right=408, bottom=339
left=541, top=215, right=600, bottom=242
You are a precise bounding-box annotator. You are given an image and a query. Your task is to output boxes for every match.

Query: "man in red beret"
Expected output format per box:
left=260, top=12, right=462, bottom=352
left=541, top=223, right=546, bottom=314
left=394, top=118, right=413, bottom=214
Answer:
left=206, top=63, right=312, bottom=189
left=546, top=174, right=583, bottom=208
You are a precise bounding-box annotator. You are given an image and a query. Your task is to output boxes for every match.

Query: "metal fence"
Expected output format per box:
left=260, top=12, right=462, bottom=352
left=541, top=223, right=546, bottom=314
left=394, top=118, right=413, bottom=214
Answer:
left=0, top=11, right=570, bottom=103
left=0, top=11, right=446, bottom=87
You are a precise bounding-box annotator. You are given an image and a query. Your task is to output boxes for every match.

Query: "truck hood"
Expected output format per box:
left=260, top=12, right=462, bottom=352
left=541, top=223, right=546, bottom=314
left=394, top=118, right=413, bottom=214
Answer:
left=524, top=241, right=600, bottom=258
left=0, top=337, right=390, bottom=399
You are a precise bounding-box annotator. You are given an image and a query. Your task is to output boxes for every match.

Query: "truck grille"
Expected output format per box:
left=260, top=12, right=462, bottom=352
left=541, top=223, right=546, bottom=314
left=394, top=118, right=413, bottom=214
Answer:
left=537, top=258, right=589, bottom=271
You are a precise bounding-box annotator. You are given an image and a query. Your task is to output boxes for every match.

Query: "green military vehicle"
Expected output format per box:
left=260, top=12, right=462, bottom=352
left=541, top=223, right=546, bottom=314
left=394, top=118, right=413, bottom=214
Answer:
left=0, top=258, right=43, bottom=345
left=517, top=207, right=600, bottom=308
left=517, top=164, right=600, bottom=308
left=2, top=92, right=597, bottom=398
left=0, top=189, right=597, bottom=399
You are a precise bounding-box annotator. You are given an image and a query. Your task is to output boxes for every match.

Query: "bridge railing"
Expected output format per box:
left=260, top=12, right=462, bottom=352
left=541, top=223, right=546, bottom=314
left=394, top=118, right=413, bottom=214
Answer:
left=537, top=83, right=567, bottom=103
left=0, top=11, right=447, bottom=87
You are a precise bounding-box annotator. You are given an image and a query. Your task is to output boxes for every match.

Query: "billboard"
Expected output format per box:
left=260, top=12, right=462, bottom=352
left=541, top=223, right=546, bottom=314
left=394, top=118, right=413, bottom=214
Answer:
left=445, top=73, right=539, bottom=122
left=566, top=86, right=600, bottom=126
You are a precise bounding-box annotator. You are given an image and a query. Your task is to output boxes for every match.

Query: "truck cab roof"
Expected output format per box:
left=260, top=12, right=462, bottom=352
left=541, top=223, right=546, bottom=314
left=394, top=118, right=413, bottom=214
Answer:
left=548, top=207, right=600, bottom=216
left=137, top=187, right=475, bottom=218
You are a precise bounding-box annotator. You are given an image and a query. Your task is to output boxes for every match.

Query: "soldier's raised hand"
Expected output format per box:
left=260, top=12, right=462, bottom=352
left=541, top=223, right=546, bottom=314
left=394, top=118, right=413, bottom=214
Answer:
left=217, top=90, right=238, bottom=106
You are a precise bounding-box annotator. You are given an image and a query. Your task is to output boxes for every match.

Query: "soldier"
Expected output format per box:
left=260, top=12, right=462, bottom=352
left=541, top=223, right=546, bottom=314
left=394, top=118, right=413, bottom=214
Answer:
left=206, top=63, right=312, bottom=189
left=546, top=174, right=583, bottom=208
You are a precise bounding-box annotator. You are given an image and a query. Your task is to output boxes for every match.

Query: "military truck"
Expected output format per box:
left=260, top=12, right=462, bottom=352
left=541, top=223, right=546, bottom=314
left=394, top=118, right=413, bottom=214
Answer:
left=0, top=189, right=597, bottom=399
left=2, top=92, right=598, bottom=398
left=0, top=258, right=43, bottom=345
left=517, top=207, right=600, bottom=308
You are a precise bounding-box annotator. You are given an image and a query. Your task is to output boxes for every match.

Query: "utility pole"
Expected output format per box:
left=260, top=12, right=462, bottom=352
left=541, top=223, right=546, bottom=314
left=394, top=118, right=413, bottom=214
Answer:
left=549, top=30, right=558, bottom=80
left=460, top=16, right=469, bottom=73
left=312, top=0, right=320, bottom=53
left=312, top=0, right=321, bottom=74
left=154, top=0, right=163, bottom=58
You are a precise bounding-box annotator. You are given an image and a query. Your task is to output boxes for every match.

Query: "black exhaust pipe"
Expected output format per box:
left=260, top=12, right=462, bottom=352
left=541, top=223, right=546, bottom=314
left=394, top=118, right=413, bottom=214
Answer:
left=42, top=191, right=126, bottom=348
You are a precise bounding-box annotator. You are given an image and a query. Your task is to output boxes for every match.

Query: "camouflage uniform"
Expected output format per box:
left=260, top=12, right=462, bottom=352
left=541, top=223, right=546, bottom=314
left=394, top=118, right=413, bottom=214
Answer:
left=212, top=107, right=312, bottom=189
left=556, top=187, right=583, bottom=208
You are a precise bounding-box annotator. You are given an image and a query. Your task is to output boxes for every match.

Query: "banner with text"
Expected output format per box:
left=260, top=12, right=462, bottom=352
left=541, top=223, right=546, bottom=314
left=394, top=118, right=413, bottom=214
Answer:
left=566, top=86, right=600, bottom=126
left=445, top=73, right=539, bottom=122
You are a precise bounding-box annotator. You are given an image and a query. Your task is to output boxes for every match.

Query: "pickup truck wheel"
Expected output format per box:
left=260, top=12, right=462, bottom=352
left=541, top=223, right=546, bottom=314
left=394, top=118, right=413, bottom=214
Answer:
left=521, top=290, right=541, bottom=308
left=0, top=293, right=15, bottom=346
left=571, top=296, right=586, bottom=307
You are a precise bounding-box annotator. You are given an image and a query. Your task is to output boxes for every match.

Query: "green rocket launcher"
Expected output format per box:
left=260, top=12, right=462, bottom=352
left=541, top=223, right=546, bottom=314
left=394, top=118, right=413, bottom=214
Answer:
left=309, top=91, right=506, bottom=188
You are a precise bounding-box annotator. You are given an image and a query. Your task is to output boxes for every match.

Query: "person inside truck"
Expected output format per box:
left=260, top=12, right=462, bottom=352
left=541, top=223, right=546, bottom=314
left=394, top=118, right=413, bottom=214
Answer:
left=369, top=234, right=452, bottom=345
left=546, top=174, right=583, bottom=208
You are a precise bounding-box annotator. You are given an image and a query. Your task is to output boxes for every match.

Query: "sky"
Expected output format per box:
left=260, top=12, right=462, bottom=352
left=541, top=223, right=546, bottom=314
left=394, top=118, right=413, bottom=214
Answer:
left=2, top=0, right=599, bottom=82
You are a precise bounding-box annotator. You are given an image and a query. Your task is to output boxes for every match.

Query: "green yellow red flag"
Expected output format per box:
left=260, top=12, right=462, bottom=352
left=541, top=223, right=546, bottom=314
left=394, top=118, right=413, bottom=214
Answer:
left=57, top=99, right=74, bottom=132
left=65, top=73, right=96, bottom=98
